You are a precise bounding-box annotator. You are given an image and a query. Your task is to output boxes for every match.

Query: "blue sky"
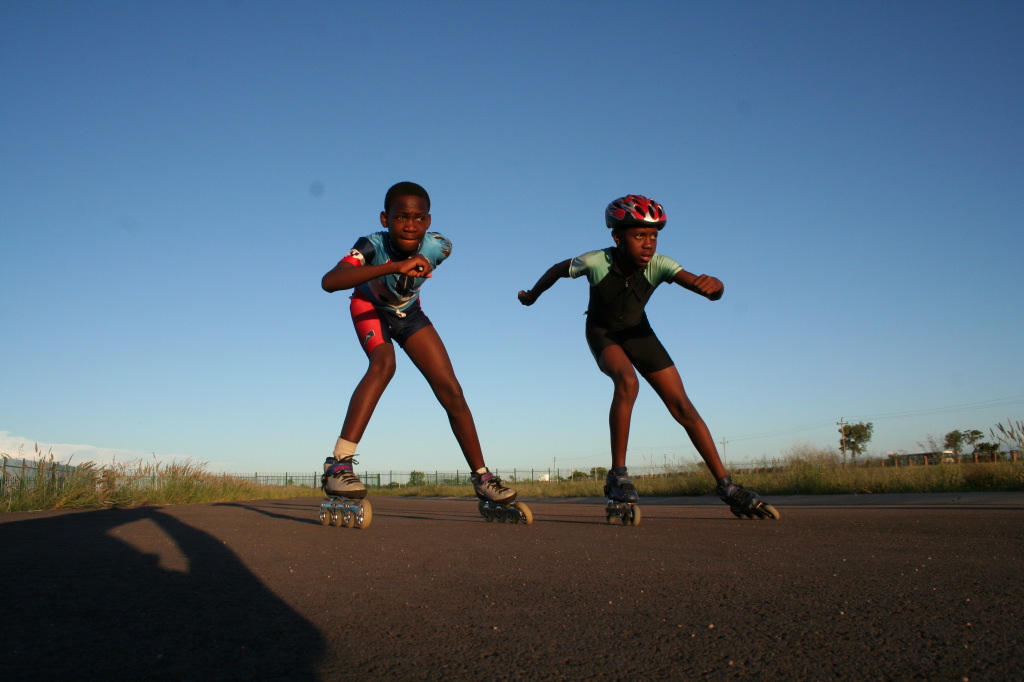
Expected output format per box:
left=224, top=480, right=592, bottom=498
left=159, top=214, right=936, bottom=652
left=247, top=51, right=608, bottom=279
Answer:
left=2, top=1, right=1022, bottom=476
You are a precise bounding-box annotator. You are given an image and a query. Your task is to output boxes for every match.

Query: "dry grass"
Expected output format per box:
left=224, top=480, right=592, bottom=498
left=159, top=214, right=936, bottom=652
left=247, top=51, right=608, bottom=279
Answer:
left=377, top=446, right=1024, bottom=499
left=2, top=449, right=319, bottom=512
left=4, top=443, right=1021, bottom=513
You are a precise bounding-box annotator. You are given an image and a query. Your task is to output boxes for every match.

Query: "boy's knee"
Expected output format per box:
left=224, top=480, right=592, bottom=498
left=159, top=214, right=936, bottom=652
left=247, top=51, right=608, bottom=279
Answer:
left=670, top=400, right=702, bottom=427
left=366, top=351, right=397, bottom=379
left=613, top=373, right=640, bottom=400
left=436, top=383, right=468, bottom=413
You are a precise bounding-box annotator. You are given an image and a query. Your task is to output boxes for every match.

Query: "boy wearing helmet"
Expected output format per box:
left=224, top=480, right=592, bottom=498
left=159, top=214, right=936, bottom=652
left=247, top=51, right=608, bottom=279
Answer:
left=321, top=181, right=516, bottom=507
left=518, top=195, right=778, bottom=520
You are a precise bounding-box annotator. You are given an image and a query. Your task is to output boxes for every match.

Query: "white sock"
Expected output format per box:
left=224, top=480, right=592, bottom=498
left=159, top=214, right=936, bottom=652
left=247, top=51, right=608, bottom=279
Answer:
left=474, top=467, right=488, bottom=475
left=333, top=438, right=357, bottom=458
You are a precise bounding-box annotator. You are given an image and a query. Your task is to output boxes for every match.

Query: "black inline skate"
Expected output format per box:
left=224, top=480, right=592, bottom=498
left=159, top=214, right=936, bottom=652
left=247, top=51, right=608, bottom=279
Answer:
left=716, top=475, right=780, bottom=520
left=604, top=466, right=641, bottom=526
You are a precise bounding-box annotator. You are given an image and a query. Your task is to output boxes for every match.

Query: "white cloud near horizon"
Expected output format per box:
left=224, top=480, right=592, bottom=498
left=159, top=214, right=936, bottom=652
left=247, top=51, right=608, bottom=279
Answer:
left=0, top=430, right=187, bottom=467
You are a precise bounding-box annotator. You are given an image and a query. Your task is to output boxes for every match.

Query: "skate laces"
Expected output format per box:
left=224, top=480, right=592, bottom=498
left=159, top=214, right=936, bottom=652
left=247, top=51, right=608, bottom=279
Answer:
left=721, top=483, right=758, bottom=507
left=328, top=457, right=361, bottom=483
left=475, top=473, right=508, bottom=493
left=608, top=472, right=635, bottom=492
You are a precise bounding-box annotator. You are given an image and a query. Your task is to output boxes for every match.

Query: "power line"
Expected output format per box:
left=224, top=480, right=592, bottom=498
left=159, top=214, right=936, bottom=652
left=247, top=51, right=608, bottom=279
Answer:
left=845, top=395, right=1024, bottom=422
left=724, top=395, right=1024, bottom=444
left=724, top=419, right=835, bottom=443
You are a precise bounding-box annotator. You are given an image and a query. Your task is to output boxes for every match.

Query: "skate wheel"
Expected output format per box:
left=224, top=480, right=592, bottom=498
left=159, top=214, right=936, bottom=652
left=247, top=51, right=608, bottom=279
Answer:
left=355, top=499, right=372, bottom=529
left=496, top=508, right=507, bottom=523
left=319, top=507, right=330, bottom=526
left=343, top=510, right=356, bottom=529
left=759, top=504, right=781, bottom=520
left=514, top=502, right=533, bottom=525
left=330, top=508, right=343, bottom=527
left=606, top=513, right=617, bottom=525
left=627, top=505, right=642, bottom=527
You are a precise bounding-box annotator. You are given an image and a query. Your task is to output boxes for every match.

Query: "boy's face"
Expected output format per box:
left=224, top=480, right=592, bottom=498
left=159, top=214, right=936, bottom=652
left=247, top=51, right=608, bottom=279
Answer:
left=380, top=194, right=431, bottom=255
left=612, top=226, right=658, bottom=267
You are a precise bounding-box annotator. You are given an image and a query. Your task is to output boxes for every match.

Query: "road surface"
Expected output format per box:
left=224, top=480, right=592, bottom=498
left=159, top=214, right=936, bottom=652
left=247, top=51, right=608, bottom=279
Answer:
left=3, top=493, right=1022, bottom=680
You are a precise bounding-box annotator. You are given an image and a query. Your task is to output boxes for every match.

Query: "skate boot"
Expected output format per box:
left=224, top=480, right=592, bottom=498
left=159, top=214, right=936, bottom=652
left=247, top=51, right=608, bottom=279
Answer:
left=471, top=470, right=532, bottom=524
left=321, top=455, right=367, bottom=499
left=604, top=466, right=641, bottom=526
left=604, top=466, right=639, bottom=503
left=716, top=475, right=781, bottom=520
left=318, top=456, right=372, bottom=529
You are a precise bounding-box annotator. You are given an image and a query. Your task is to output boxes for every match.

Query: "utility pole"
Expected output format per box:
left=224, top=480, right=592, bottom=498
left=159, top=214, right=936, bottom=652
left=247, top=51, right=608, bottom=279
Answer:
left=837, top=419, right=848, bottom=464
left=720, top=439, right=728, bottom=467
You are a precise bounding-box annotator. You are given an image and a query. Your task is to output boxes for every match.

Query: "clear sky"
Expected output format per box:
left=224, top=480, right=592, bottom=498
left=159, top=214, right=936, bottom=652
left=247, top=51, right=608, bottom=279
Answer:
left=2, top=1, right=1022, bottom=476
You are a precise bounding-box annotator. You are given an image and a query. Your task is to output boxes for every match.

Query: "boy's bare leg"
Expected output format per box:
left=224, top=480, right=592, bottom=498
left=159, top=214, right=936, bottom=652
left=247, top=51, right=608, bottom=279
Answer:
left=643, top=365, right=727, bottom=480
left=597, top=345, right=640, bottom=469
left=401, top=325, right=486, bottom=471
left=340, top=343, right=397, bottom=442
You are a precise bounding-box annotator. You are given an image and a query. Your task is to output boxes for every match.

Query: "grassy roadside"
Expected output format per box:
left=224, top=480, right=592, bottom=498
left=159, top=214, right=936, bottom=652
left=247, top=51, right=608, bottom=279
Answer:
left=375, top=459, right=1024, bottom=498
left=1, top=456, right=320, bottom=512
left=4, top=454, right=1023, bottom=513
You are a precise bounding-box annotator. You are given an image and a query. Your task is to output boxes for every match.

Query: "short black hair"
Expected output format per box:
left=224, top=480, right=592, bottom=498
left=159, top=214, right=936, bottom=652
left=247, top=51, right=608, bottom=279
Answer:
left=384, top=181, right=430, bottom=213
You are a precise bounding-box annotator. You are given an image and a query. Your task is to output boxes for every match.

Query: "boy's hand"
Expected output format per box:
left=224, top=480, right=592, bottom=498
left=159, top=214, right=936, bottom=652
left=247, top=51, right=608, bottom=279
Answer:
left=518, top=289, right=537, bottom=306
left=395, top=255, right=432, bottom=278
left=692, top=274, right=724, bottom=301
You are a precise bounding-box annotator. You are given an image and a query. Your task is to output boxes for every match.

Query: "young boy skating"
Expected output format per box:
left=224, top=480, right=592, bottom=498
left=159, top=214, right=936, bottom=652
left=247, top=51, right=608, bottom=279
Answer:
left=518, top=194, right=778, bottom=519
left=321, top=181, right=516, bottom=505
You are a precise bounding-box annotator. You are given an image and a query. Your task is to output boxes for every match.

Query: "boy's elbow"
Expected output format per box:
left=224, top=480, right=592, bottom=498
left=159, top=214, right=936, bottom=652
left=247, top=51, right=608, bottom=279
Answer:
left=321, top=276, right=343, bottom=293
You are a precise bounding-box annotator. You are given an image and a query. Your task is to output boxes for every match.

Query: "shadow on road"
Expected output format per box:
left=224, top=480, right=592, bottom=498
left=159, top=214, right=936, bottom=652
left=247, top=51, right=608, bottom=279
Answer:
left=216, top=500, right=324, bottom=525
left=1, top=507, right=325, bottom=680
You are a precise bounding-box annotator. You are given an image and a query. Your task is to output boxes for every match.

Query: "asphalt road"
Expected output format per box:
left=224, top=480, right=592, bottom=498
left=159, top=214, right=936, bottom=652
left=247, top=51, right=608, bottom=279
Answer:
left=4, top=493, right=1023, bottom=681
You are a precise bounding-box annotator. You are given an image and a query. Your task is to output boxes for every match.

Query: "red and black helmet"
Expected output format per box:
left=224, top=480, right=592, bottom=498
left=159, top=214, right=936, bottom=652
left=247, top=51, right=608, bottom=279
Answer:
left=605, top=194, right=667, bottom=230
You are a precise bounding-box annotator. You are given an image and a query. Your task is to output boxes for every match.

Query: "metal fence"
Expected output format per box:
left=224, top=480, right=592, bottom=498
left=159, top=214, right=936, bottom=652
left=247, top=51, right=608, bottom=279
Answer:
left=1, top=458, right=77, bottom=480
left=223, top=451, right=1022, bottom=489
left=7, top=452, right=1019, bottom=493
left=223, top=465, right=712, bottom=489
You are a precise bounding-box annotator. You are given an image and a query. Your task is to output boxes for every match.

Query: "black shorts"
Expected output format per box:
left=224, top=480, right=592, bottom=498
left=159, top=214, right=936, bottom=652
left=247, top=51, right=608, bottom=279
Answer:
left=350, top=293, right=432, bottom=355
left=585, top=319, right=674, bottom=376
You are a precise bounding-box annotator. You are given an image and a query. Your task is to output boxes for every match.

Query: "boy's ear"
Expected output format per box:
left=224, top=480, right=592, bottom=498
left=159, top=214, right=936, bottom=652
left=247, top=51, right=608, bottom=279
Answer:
left=379, top=211, right=389, bottom=228
left=610, top=229, right=621, bottom=247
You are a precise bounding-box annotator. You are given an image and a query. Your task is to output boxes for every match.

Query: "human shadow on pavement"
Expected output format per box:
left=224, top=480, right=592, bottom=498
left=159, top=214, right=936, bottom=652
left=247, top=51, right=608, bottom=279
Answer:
left=216, top=501, right=324, bottom=525
left=1, top=507, right=326, bottom=680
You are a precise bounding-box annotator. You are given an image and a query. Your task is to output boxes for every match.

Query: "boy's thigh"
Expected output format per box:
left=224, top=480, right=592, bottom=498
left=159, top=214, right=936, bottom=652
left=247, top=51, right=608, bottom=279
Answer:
left=586, top=324, right=674, bottom=376
left=350, top=297, right=432, bottom=356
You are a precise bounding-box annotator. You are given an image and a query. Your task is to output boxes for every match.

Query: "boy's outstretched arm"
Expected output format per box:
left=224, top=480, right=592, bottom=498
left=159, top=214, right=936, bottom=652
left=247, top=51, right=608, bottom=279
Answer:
left=518, top=259, right=571, bottom=306
left=322, top=256, right=431, bottom=293
left=672, top=268, right=724, bottom=301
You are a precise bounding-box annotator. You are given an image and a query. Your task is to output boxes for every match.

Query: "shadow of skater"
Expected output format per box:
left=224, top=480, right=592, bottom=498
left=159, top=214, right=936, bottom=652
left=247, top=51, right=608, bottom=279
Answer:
left=0, top=507, right=325, bottom=680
